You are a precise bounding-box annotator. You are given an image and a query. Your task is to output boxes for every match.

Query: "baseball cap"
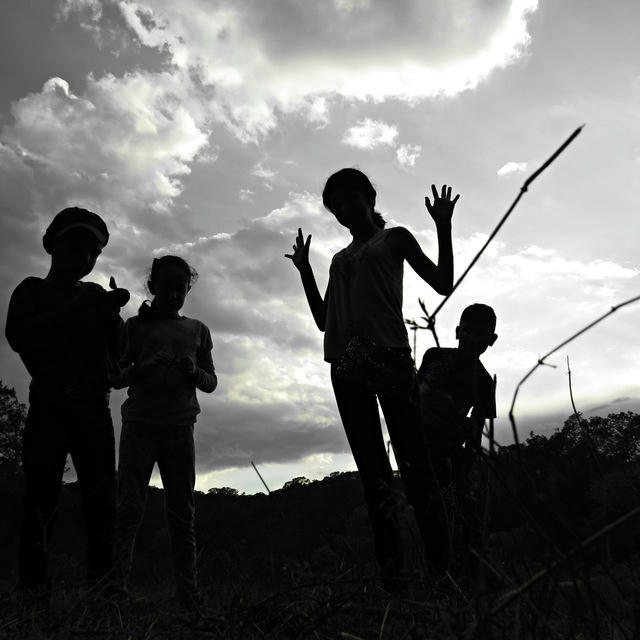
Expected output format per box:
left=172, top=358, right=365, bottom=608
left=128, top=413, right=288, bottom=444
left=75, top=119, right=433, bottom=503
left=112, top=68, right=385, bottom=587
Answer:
left=43, top=207, right=109, bottom=252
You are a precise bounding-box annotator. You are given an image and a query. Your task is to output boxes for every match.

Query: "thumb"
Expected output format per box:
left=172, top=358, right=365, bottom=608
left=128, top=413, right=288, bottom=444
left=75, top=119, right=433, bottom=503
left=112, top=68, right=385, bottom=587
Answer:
left=109, top=276, right=117, bottom=290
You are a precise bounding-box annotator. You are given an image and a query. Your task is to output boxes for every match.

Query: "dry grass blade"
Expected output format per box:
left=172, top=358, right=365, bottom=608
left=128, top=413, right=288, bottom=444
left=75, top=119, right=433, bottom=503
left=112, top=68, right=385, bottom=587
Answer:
left=378, top=600, right=392, bottom=640
left=490, top=505, right=640, bottom=618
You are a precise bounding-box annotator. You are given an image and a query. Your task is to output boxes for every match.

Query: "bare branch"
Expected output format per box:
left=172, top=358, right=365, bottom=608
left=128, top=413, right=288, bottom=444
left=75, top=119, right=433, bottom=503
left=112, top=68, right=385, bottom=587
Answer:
left=509, top=294, right=640, bottom=444
left=430, top=126, right=583, bottom=322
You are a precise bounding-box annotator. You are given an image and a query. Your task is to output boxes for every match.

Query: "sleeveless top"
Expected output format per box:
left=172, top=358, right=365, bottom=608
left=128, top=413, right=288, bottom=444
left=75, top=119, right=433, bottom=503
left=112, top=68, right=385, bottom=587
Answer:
left=323, top=228, right=410, bottom=362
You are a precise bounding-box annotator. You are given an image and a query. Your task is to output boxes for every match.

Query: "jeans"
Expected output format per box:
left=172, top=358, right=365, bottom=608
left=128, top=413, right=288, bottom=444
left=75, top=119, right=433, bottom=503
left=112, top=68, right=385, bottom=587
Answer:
left=20, top=392, right=116, bottom=588
left=114, top=422, right=197, bottom=600
left=330, top=343, right=441, bottom=576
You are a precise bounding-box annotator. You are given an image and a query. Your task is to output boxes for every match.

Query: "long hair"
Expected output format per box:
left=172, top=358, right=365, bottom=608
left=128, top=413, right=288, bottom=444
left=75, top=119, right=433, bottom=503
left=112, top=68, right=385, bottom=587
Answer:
left=138, top=255, right=199, bottom=321
left=322, top=168, right=386, bottom=229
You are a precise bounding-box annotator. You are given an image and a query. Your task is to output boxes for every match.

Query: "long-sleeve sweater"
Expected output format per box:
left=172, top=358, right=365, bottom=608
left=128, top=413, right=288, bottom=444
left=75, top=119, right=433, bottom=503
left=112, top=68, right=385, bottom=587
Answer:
left=5, top=276, right=123, bottom=399
left=114, top=313, right=217, bottom=426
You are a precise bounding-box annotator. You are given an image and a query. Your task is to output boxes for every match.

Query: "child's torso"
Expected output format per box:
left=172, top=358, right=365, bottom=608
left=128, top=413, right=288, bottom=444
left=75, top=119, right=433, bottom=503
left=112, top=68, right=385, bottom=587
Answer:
left=324, top=228, right=409, bottom=360
left=122, top=315, right=207, bottom=425
left=14, top=277, right=114, bottom=395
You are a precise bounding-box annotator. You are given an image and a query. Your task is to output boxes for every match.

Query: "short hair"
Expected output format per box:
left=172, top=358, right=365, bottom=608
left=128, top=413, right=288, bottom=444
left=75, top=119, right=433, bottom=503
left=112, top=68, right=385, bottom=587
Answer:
left=459, top=303, right=496, bottom=332
left=43, top=207, right=108, bottom=254
left=322, top=168, right=386, bottom=229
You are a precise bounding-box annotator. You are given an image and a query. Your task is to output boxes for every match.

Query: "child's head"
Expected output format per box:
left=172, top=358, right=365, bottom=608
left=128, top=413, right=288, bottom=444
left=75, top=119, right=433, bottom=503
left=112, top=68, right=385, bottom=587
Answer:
left=456, top=304, right=497, bottom=357
left=322, top=168, right=386, bottom=230
left=43, top=207, right=109, bottom=281
left=144, top=255, right=198, bottom=315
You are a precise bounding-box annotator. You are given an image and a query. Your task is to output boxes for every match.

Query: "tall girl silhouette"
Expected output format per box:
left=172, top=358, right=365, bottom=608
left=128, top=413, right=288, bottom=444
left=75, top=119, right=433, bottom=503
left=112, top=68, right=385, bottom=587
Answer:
left=286, top=168, right=459, bottom=586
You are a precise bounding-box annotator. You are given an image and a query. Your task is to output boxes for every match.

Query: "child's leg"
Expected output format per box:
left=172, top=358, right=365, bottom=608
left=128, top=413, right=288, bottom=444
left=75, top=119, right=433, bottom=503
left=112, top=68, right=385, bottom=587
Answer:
left=19, top=401, right=70, bottom=589
left=330, top=365, right=404, bottom=579
left=113, top=422, right=157, bottom=591
left=69, top=402, right=116, bottom=587
left=378, top=376, right=450, bottom=576
left=155, top=424, right=197, bottom=603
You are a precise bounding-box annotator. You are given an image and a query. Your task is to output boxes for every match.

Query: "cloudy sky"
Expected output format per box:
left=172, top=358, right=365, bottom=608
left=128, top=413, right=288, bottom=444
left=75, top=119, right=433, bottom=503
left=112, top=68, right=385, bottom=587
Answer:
left=1, top=0, right=639, bottom=493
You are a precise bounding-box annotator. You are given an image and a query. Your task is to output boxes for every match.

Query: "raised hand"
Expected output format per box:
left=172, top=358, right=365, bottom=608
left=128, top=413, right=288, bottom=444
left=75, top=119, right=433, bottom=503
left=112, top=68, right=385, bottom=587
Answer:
left=284, top=227, right=312, bottom=272
left=425, top=184, right=460, bottom=226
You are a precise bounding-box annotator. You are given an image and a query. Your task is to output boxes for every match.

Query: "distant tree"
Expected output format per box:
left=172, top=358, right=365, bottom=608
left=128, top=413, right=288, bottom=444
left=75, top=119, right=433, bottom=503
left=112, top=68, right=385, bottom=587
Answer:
left=207, top=487, right=240, bottom=497
left=0, top=380, right=27, bottom=478
left=282, top=476, right=310, bottom=490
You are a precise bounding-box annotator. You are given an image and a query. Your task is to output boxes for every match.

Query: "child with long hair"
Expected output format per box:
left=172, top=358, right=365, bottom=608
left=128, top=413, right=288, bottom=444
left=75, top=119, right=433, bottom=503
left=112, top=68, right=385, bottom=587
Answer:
left=286, top=168, right=459, bottom=587
left=112, top=255, right=217, bottom=608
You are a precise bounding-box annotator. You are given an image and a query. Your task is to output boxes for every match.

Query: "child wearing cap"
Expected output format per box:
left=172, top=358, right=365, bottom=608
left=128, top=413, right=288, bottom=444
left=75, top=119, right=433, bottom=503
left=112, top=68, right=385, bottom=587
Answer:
left=5, top=207, right=130, bottom=596
left=418, top=303, right=497, bottom=574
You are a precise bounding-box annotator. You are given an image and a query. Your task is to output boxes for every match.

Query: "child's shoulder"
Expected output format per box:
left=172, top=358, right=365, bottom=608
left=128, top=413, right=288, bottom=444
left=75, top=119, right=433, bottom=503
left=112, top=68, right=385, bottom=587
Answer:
left=420, top=346, right=455, bottom=363
left=13, top=276, right=44, bottom=292
left=476, top=358, right=494, bottom=384
left=181, top=315, right=212, bottom=333
left=10, top=276, right=52, bottom=302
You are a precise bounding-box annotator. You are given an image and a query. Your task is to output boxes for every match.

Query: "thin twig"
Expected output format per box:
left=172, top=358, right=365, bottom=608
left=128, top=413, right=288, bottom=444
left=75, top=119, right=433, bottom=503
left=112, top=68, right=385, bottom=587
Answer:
left=567, top=356, right=604, bottom=478
left=430, top=125, right=584, bottom=322
left=509, top=294, right=640, bottom=444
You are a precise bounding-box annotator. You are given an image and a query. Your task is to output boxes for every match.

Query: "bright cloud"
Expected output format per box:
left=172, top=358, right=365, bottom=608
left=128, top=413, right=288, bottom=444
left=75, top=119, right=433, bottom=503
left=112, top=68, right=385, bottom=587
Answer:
left=396, top=143, right=422, bottom=167
left=497, top=161, right=528, bottom=175
left=1, top=74, right=210, bottom=215
left=251, top=161, right=277, bottom=180
left=342, top=118, right=398, bottom=150
left=59, top=0, right=539, bottom=141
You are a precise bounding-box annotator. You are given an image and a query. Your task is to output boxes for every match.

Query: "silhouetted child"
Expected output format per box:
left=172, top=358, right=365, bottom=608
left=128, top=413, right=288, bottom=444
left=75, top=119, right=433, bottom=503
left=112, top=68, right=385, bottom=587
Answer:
left=5, top=207, right=129, bottom=597
left=418, top=303, right=497, bottom=573
left=112, top=255, right=217, bottom=609
left=286, top=168, right=459, bottom=589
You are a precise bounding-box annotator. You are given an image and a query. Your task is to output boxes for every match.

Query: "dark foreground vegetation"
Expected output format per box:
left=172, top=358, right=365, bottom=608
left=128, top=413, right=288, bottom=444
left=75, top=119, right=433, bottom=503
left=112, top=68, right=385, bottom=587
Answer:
left=1, top=381, right=639, bottom=639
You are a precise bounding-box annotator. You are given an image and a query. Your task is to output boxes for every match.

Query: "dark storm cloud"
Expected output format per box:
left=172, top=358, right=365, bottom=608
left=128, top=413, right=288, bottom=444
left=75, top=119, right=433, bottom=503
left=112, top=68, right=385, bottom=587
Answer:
left=194, top=398, right=348, bottom=470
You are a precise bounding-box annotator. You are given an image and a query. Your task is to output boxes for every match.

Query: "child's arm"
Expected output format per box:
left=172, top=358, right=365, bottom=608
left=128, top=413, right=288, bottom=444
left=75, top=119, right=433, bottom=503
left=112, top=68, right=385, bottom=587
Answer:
left=6, top=279, right=126, bottom=354
left=387, top=184, right=458, bottom=295
left=285, top=228, right=326, bottom=331
left=111, top=318, right=136, bottom=390
left=458, top=415, right=485, bottom=482
left=111, top=318, right=170, bottom=389
left=6, top=280, right=92, bottom=352
left=177, top=324, right=217, bottom=393
left=194, top=351, right=217, bottom=393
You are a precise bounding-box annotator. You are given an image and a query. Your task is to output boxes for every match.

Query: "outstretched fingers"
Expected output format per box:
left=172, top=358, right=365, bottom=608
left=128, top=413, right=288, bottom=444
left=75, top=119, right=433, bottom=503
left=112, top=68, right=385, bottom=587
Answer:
left=285, top=228, right=311, bottom=263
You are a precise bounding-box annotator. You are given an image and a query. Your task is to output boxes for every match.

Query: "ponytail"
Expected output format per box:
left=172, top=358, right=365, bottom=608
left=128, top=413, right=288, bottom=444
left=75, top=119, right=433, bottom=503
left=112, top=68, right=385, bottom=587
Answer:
left=372, top=210, right=386, bottom=229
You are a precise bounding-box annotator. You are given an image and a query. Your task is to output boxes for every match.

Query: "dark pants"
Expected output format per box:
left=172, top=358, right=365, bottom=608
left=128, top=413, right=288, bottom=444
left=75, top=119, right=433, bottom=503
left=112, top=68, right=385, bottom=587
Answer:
left=426, top=442, right=479, bottom=573
left=20, top=393, right=116, bottom=588
left=330, top=358, right=440, bottom=576
left=114, top=422, right=197, bottom=601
